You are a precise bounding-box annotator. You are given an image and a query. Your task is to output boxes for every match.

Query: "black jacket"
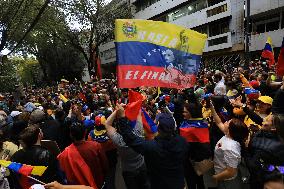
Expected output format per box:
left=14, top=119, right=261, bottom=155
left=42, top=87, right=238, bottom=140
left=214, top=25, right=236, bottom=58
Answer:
left=11, top=145, right=62, bottom=188
left=246, top=131, right=284, bottom=189
left=118, top=117, right=188, bottom=189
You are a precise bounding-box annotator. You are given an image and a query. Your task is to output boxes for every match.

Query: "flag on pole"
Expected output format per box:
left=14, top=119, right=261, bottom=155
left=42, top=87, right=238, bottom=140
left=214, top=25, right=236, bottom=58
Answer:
left=276, top=37, right=284, bottom=77
left=0, top=160, right=47, bottom=176
left=115, top=19, right=207, bottom=89
left=261, top=37, right=275, bottom=68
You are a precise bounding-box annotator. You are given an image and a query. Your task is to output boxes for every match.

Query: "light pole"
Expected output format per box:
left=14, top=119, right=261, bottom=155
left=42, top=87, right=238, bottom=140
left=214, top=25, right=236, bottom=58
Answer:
left=245, top=0, right=251, bottom=68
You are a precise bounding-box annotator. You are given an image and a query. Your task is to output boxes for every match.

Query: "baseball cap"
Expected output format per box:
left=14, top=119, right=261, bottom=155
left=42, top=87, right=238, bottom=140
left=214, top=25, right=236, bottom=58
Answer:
left=81, top=105, right=89, bottom=112
left=258, top=96, right=273, bottom=105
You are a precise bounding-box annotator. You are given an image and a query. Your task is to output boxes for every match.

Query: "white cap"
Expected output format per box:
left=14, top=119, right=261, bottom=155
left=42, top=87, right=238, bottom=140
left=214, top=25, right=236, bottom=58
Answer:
left=10, top=111, right=22, bottom=117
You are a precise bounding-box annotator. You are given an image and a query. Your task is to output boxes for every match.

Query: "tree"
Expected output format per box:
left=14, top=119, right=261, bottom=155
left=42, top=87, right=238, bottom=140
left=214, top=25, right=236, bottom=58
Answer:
left=20, top=4, right=86, bottom=83
left=55, top=0, right=132, bottom=76
left=0, top=0, right=51, bottom=54
left=0, top=58, right=19, bottom=92
left=17, top=57, right=42, bottom=86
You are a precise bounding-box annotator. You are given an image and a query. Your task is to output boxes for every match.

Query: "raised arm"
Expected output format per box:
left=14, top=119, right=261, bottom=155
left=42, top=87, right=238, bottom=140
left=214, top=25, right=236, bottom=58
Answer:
left=105, top=110, right=118, bottom=137
left=210, top=101, right=228, bottom=134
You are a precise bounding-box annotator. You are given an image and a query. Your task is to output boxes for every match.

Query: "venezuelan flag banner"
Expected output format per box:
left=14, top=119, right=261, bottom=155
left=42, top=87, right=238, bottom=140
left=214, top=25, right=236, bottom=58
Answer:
left=261, top=37, right=275, bottom=68
left=115, top=19, right=207, bottom=89
left=179, top=119, right=209, bottom=143
left=0, top=160, right=47, bottom=176
left=276, top=37, right=284, bottom=77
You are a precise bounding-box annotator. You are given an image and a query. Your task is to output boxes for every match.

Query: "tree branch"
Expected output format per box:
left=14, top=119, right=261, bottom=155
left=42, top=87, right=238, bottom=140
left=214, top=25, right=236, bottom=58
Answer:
left=8, top=0, right=51, bottom=54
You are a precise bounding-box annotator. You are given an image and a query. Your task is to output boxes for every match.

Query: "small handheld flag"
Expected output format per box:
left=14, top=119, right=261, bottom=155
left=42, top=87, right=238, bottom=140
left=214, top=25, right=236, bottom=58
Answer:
left=0, top=160, right=47, bottom=176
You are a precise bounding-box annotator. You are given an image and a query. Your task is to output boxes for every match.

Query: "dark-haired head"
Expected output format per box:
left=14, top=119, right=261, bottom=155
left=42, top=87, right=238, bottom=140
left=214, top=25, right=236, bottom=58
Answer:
left=70, top=122, right=86, bottom=142
left=272, top=114, right=284, bottom=141
left=183, top=101, right=203, bottom=120
left=228, top=118, right=249, bottom=145
left=19, top=124, right=42, bottom=148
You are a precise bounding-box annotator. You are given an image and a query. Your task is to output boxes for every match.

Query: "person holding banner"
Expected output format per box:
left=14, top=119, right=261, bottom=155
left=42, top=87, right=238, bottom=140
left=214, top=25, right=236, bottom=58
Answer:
left=116, top=104, right=188, bottom=189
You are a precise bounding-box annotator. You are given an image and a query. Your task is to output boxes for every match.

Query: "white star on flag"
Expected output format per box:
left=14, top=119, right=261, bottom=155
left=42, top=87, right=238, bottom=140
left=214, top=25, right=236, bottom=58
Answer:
left=143, top=59, right=147, bottom=63
left=162, top=51, right=166, bottom=55
left=152, top=49, right=157, bottom=53
left=147, top=52, right=151, bottom=56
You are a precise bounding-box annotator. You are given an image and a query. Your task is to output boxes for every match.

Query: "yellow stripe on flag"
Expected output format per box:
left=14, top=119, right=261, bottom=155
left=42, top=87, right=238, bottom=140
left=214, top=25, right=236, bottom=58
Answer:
left=31, top=166, right=48, bottom=176
left=115, top=19, right=207, bottom=55
left=267, top=36, right=272, bottom=45
left=0, top=160, right=12, bottom=167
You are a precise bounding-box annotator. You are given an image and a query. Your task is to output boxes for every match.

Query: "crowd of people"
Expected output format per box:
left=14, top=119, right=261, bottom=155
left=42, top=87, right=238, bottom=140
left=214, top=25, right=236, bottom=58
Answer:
left=0, top=60, right=284, bottom=189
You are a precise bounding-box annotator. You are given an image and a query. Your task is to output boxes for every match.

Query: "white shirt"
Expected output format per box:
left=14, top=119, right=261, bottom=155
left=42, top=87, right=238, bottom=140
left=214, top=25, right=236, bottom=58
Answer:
left=214, top=135, right=241, bottom=180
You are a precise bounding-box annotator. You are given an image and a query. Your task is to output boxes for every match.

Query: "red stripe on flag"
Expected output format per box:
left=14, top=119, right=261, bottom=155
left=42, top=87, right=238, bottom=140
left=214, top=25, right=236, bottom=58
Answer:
left=261, top=50, right=275, bottom=67
left=180, top=127, right=210, bottom=143
left=117, top=65, right=196, bottom=89
left=125, top=90, right=143, bottom=121
left=18, top=165, right=33, bottom=176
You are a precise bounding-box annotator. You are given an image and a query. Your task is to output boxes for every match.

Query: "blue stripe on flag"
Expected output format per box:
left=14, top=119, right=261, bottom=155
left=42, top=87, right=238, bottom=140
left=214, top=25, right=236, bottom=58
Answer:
left=116, top=41, right=201, bottom=72
left=8, top=162, right=23, bottom=172
left=180, top=120, right=208, bottom=129
left=142, top=109, right=158, bottom=133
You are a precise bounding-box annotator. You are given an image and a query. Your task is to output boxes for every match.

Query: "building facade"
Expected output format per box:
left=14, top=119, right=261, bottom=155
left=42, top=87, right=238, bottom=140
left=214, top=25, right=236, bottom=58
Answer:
left=248, top=0, right=284, bottom=60
left=99, top=0, right=245, bottom=72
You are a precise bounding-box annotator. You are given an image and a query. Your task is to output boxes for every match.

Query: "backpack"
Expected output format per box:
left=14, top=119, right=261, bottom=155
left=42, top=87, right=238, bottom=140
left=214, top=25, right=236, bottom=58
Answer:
left=245, top=131, right=284, bottom=189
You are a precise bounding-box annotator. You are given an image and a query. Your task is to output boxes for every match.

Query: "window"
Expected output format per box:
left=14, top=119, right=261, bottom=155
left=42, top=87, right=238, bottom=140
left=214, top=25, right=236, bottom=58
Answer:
left=266, top=20, right=279, bottom=32
left=252, top=13, right=280, bottom=33
left=135, top=0, right=161, bottom=12
left=208, top=0, right=225, bottom=7
left=207, top=4, right=227, bottom=17
left=167, top=7, right=188, bottom=22
left=209, top=20, right=229, bottom=37
left=167, top=0, right=206, bottom=22
left=255, top=24, right=265, bottom=33
left=282, top=11, right=284, bottom=29
left=193, top=25, right=207, bottom=34
left=208, top=36, right=228, bottom=46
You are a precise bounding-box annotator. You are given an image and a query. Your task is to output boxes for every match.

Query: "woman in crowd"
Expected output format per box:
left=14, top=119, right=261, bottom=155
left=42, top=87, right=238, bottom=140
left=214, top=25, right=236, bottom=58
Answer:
left=210, top=102, right=249, bottom=189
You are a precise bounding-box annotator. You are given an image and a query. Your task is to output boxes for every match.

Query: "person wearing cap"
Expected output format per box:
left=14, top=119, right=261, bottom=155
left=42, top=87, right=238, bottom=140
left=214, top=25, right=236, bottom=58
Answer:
left=116, top=104, right=188, bottom=189
left=82, top=105, right=92, bottom=120
left=230, top=96, right=273, bottom=130
left=88, top=114, right=117, bottom=189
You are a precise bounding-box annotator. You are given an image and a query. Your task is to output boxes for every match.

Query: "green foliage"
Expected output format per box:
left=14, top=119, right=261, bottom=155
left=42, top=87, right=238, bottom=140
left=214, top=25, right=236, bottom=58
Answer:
left=54, top=0, right=133, bottom=73
left=0, top=0, right=51, bottom=53
left=0, top=0, right=132, bottom=84
left=0, top=58, right=19, bottom=92
left=16, top=57, right=42, bottom=85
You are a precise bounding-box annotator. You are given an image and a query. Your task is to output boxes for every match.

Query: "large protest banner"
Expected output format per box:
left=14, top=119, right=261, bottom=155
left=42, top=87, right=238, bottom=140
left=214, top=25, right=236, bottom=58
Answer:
left=115, top=19, right=207, bottom=89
